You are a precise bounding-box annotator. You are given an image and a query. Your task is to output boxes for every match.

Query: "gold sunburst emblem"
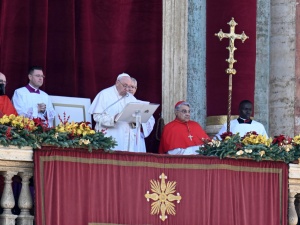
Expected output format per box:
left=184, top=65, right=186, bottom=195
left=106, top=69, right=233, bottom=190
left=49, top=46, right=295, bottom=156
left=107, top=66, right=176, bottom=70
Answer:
left=144, top=173, right=182, bottom=221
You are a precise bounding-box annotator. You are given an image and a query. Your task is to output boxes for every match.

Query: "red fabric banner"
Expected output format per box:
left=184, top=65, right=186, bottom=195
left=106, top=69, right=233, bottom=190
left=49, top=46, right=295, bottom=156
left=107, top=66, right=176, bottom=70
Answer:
left=34, top=147, right=288, bottom=225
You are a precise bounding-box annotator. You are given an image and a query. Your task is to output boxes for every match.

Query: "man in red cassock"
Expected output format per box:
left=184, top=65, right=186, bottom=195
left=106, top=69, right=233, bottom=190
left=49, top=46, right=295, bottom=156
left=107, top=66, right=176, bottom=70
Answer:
left=0, top=72, right=17, bottom=117
left=159, top=101, right=209, bottom=155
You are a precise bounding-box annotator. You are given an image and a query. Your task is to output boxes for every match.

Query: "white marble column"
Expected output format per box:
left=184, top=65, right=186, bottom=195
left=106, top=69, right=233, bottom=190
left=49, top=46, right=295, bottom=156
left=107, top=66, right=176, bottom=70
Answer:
left=269, top=0, right=296, bottom=137
left=162, top=0, right=188, bottom=123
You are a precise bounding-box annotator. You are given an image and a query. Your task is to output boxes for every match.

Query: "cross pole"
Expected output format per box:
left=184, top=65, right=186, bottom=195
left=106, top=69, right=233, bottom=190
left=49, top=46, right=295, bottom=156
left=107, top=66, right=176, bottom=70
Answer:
left=215, top=17, right=249, bottom=132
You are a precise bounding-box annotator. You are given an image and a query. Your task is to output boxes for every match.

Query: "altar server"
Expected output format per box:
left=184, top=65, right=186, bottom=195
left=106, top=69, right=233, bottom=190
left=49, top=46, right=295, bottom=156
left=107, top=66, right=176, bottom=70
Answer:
left=89, top=73, right=138, bottom=151
left=128, top=77, right=155, bottom=153
left=12, top=66, right=55, bottom=126
left=215, top=100, right=268, bottom=140
left=159, top=101, right=209, bottom=155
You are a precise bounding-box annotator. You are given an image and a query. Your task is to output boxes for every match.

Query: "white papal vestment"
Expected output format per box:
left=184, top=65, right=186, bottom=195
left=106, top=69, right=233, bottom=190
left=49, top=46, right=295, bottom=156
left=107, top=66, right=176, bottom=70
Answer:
left=89, top=85, right=139, bottom=151
left=129, top=115, right=155, bottom=153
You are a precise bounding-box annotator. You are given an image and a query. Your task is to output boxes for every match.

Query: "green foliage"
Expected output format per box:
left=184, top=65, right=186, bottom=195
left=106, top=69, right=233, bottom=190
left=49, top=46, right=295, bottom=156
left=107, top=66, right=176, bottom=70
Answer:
left=0, top=124, right=116, bottom=152
left=0, top=125, right=40, bottom=149
left=198, top=133, right=299, bottom=163
left=37, top=129, right=116, bottom=152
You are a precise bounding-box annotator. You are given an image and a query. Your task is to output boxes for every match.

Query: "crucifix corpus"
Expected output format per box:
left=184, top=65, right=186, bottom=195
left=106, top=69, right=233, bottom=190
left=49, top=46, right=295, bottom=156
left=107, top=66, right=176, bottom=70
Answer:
left=215, top=17, right=249, bottom=132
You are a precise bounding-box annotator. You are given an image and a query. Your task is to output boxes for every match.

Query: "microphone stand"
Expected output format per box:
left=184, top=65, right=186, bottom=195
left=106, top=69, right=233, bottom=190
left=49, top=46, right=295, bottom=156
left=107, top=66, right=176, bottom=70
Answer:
left=101, top=93, right=129, bottom=113
left=133, top=109, right=142, bottom=152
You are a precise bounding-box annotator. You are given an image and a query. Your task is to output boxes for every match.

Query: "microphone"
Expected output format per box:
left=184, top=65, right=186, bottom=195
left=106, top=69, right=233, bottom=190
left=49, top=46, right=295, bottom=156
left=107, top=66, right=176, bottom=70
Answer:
left=101, top=93, right=129, bottom=113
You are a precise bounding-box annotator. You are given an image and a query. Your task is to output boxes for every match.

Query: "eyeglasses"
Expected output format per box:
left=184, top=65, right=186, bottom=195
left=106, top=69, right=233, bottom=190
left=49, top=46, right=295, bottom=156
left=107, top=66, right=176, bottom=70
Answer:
left=31, top=74, right=45, bottom=78
left=118, top=80, right=131, bottom=89
left=128, top=86, right=137, bottom=89
left=178, top=109, right=191, bottom=114
left=0, top=80, right=7, bottom=85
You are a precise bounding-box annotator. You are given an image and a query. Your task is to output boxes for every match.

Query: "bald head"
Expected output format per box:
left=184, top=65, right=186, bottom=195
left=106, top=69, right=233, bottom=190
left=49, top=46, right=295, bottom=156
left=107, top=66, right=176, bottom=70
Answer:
left=0, top=72, right=7, bottom=85
left=0, top=72, right=6, bottom=95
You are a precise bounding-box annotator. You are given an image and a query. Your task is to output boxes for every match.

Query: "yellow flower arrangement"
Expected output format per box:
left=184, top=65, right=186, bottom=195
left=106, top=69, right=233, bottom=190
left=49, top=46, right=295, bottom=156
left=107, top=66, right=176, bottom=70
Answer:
left=36, top=113, right=116, bottom=152
left=0, top=113, right=116, bottom=151
left=199, top=131, right=300, bottom=163
left=293, top=135, right=300, bottom=145
left=242, top=133, right=272, bottom=147
left=55, top=121, right=96, bottom=136
left=0, top=114, right=40, bottom=148
left=0, top=114, right=37, bottom=131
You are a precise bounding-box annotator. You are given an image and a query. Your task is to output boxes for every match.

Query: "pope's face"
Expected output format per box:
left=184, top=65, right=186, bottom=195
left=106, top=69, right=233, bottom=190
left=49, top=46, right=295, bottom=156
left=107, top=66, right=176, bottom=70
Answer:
left=29, top=69, right=44, bottom=89
left=175, top=105, right=190, bottom=122
left=115, top=76, right=131, bottom=96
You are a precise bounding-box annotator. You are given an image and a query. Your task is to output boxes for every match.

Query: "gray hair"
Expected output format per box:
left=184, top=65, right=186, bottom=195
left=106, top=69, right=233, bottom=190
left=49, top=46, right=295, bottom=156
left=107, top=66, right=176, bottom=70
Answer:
left=131, top=77, right=137, bottom=87
left=174, top=101, right=190, bottom=113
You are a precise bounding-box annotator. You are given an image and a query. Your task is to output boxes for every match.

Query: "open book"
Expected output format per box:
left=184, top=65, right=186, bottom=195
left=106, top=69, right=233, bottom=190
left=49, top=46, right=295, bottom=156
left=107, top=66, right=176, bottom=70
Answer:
left=115, top=102, right=159, bottom=123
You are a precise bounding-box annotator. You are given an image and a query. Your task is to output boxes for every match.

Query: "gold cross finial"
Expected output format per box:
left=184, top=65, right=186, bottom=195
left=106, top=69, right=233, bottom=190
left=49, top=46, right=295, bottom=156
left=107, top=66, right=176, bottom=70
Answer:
left=215, top=17, right=249, bottom=75
left=215, top=18, right=249, bottom=132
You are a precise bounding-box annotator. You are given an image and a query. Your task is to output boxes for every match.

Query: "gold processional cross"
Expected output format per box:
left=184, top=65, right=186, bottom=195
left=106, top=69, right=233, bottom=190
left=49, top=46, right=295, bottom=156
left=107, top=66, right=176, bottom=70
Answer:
left=215, top=18, right=249, bottom=132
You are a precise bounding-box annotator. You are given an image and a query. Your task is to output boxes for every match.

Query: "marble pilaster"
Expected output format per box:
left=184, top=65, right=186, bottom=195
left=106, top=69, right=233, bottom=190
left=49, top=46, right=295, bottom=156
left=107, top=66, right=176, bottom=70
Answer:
left=269, top=0, right=296, bottom=137
left=162, top=0, right=188, bottom=123
left=187, top=0, right=206, bottom=127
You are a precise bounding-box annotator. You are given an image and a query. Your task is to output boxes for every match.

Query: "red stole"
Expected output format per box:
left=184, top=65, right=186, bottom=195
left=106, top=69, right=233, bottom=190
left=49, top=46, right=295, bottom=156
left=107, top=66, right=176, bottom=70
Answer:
left=159, top=119, right=209, bottom=154
left=0, top=95, right=17, bottom=117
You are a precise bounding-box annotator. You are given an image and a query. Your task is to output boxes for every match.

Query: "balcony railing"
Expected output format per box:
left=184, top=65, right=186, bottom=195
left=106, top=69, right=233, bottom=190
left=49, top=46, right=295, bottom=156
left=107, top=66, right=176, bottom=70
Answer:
left=0, top=146, right=299, bottom=225
left=0, top=146, right=33, bottom=225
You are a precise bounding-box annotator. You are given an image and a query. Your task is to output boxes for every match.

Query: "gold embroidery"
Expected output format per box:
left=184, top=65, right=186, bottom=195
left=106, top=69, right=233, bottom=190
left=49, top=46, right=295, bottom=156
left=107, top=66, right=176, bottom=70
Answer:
left=145, top=173, right=182, bottom=221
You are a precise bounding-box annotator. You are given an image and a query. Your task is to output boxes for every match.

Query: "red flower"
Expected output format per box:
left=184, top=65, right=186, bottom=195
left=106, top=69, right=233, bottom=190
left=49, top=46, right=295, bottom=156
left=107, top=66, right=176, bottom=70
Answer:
left=243, top=131, right=258, bottom=137
left=272, top=134, right=292, bottom=146
left=58, top=112, right=70, bottom=125
left=5, top=127, right=12, bottom=140
left=220, top=132, right=233, bottom=140
left=202, top=138, right=213, bottom=144
left=101, top=128, right=107, bottom=134
left=235, top=143, right=243, bottom=150
left=33, top=117, right=49, bottom=132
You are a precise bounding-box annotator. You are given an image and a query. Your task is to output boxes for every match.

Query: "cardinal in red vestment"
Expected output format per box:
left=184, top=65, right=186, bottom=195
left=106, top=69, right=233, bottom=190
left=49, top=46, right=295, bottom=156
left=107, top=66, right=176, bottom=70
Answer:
left=159, top=101, right=209, bottom=155
left=0, top=73, right=17, bottom=117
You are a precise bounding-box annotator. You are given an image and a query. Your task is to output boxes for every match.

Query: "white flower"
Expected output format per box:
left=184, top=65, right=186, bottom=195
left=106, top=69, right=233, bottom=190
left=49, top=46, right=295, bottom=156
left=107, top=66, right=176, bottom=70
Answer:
left=79, top=139, right=90, bottom=145
left=213, top=140, right=221, bottom=147
left=236, top=150, right=244, bottom=156
left=244, top=149, right=252, bottom=153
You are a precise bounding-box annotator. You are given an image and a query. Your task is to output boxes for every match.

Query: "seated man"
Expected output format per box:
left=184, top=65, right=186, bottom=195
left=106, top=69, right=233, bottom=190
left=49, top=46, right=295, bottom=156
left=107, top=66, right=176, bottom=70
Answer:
left=12, top=66, right=56, bottom=126
left=215, top=100, right=268, bottom=140
left=128, top=77, right=155, bottom=153
left=159, top=101, right=209, bottom=155
left=0, top=72, right=17, bottom=117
